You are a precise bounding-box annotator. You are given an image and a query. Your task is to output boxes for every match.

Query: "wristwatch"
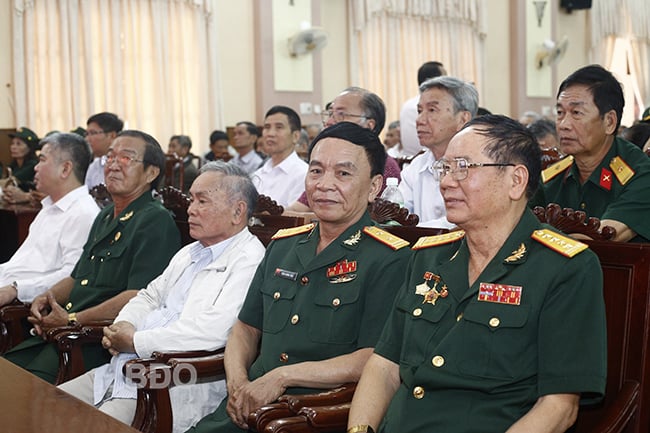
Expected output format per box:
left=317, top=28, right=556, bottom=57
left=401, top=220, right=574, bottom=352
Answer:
left=347, top=425, right=375, bottom=433
left=67, top=312, right=79, bottom=326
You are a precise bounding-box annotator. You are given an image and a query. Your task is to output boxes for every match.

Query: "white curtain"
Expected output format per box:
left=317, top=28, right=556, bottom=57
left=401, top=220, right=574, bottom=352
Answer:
left=12, top=0, right=223, bottom=152
left=590, top=0, right=650, bottom=115
left=347, top=0, right=487, bottom=125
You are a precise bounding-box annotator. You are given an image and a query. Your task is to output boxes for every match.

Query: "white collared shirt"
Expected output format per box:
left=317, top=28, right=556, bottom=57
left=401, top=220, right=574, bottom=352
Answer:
left=232, top=150, right=264, bottom=174
left=252, top=151, right=308, bottom=207
left=398, top=149, right=454, bottom=229
left=0, top=185, right=100, bottom=301
left=85, top=157, right=106, bottom=189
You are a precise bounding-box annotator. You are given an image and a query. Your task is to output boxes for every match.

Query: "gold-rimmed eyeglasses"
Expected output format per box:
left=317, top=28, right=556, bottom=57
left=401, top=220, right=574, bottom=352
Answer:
left=432, top=157, right=515, bottom=181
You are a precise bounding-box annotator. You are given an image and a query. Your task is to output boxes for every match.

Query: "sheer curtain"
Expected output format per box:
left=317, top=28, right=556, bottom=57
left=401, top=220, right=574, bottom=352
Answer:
left=590, top=0, right=650, bottom=115
left=12, top=0, right=223, bottom=150
left=348, top=0, right=487, bottom=124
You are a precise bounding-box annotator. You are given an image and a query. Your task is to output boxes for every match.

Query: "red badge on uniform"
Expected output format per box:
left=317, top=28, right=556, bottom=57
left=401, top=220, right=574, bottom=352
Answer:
left=327, top=260, right=357, bottom=278
left=478, top=283, right=522, bottom=305
left=599, top=167, right=613, bottom=191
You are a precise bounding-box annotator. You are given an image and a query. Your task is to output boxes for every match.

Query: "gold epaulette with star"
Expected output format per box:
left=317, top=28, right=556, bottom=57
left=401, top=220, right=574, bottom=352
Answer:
left=412, top=230, right=465, bottom=250
left=531, top=228, right=588, bottom=257
left=271, top=223, right=316, bottom=240
left=362, top=226, right=410, bottom=250
left=610, top=156, right=635, bottom=185
left=541, top=155, right=574, bottom=183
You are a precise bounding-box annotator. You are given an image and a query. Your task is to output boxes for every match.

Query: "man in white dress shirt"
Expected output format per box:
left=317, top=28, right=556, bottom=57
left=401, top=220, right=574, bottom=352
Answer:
left=231, top=121, right=263, bottom=174
left=399, top=61, right=447, bottom=157
left=398, top=76, right=478, bottom=228
left=0, top=133, right=99, bottom=306
left=84, top=112, right=124, bottom=189
left=58, top=161, right=266, bottom=433
left=252, top=106, right=307, bottom=207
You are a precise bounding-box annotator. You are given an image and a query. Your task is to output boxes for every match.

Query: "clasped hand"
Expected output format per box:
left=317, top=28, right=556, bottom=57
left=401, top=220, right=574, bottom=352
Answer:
left=102, top=321, right=136, bottom=356
left=226, top=370, right=287, bottom=429
left=27, top=292, right=69, bottom=337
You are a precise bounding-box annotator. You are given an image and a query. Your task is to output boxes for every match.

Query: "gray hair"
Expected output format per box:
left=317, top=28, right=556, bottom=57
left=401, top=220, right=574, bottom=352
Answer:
left=388, top=120, right=400, bottom=129
left=39, top=132, right=93, bottom=184
left=341, top=86, right=386, bottom=135
left=419, top=76, right=479, bottom=118
left=199, top=161, right=258, bottom=219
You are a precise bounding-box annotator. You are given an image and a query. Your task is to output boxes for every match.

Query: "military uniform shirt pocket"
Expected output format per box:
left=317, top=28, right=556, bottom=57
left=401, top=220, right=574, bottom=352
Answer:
left=309, top=283, right=361, bottom=345
left=261, top=284, right=297, bottom=333
left=457, top=302, right=532, bottom=380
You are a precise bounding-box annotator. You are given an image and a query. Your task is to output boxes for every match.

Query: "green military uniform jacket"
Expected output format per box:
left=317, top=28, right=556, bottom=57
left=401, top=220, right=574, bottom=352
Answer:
left=375, top=210, right=607, bottom=433
left=539, top=136, right=650, bottom=241
left=4, top=190, right=181, bottom=383
left=189, top=212, right=411, bottom=433
left=10, top=158, right=38, bottom=191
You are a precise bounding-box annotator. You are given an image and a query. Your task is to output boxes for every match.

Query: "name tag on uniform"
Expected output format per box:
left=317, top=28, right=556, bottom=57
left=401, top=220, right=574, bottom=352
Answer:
left=478, top=283, right=522, bottom=305
left=275, top=268, right=298, bottom=281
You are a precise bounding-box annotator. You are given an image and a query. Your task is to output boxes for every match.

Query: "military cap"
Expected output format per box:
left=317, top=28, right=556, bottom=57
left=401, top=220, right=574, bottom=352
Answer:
left=641, top=106, right=650, bottom=123
left=9, top=127, right=39, bottom=145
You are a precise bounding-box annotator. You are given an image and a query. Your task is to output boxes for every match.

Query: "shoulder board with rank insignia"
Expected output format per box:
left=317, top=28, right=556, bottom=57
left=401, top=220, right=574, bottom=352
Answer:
left=362, top=226, right=409, bottom=250
left=531, top=228, right=588, bottom=257
left=609, top=156, right=635, bottom=185
left=412, top=230, right=465, bottom=250
left=271, top=223, right=316, bottom=240
left=541, top=155, right=574, bottom=183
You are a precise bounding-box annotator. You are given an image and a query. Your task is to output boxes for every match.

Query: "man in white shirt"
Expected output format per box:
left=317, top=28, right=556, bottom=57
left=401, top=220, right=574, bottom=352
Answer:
left=399, top=76, right=478, bottom=228
left=399, top=61, right=447, bottom=157
left=384, top=120, right=405, bottom=158
left=85, top=112, right=124, bottom=189
left=0, top=132, right=99, bottom=306
left=59, top=161, right=266, bottom=433
left=231, top=121, right=263, bottom=174
left=252, top=106, right=307, bottom=207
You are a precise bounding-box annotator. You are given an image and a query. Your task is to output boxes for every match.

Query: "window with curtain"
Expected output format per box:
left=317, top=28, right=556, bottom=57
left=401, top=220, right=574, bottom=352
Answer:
left=347, top=0, right=487, bottom=128
left=590, top=0, right=650, bottom=123
left=12, top=0, right=223, bottom=150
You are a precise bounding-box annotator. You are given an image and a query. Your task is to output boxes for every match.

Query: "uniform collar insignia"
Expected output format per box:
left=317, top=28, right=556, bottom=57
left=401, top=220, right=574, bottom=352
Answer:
left=119, top=210, right=134, bottom=222
left=343, top=230, right=361, bottom=246
left=504, top=243, right=526, bottom=263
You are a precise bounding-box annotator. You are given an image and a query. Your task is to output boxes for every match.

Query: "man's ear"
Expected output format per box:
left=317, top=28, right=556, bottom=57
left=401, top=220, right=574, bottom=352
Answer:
left=604, top=110, right=618, bottom=135
left=60, top=160, right=73, bottom=179
left=365, top=118, right=377, bottom=132
left=367, top=174, right=384, bottom=202
left=145, top=165, right=160, bottom=185
left=233, top=201, right=247, bottom=224
left=509, top=165, right=529, bottom=201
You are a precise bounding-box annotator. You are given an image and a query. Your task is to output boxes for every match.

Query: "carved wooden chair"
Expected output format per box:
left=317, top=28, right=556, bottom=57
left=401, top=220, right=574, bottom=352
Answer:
left=394, top=149, right=425, bottom=170
left=158, top=186, right=193, bottom=246
left=0, top=299, right=31, bottom=354
left=249, top=195, right=306, bottom=247
left=368, top=197, right=419, bottom=227
left=532, top=202, right=617, bottom=241
left=540, top=147, right=564, bottom=170
left=163, top=153, right=184, bottom=191
left=89, top=183, right=113, bottom=209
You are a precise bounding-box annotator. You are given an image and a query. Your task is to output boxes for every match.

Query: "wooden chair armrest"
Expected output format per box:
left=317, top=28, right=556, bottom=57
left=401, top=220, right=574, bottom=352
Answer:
left=0, top=301, right=31, bottom=353
left=574, top=380, right=640, bottom=433
left=126, top=350, right=225, bottom=433
left=277, top=383, right=357, bottom=412
left=298, top=402, right=351, bottom=431
left=262, top=415, right=314, bottom=433
left=249, top=402, right=293, bottom=432
left=52, top=321, right=113, bottom=384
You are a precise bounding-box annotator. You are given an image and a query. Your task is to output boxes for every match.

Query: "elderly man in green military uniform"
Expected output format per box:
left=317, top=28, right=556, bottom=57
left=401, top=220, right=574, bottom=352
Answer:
left=189, top=122, right=412, bottom=433
left=348, top=115, right=607, bottom=433
left=537, top=64, right=650, bottom=242
left=4, top=130, right=181, bottom=383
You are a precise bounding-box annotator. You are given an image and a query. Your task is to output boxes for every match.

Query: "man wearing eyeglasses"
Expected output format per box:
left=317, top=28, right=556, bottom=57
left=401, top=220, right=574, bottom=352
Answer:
left=85, top=112, right=124, bottom=189
left=348, top=115, right=606, bottom=433
left=397, top=76, right=478, bottom=229
left=4, top=130, right=181, bottom=384
left=285, top=87, right=402, bottom=214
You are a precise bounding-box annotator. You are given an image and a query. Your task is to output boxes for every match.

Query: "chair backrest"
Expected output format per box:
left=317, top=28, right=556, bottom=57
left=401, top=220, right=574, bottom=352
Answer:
left=158, top=186, right=193, bottom=246
left=573, top=240, right=650, bottom=433
left=394, top=149, right=425, bottom=170
left=533, top=202, right=616, bottom=241
left=164, top=153, right=184, bottom=190
left=248, top=195, right=307, bottom=247
left=369, top=198, right=419, bottom=226
left=540, top=147, right=564, bottom=170
left=89, top=183, right=112, bottom=209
